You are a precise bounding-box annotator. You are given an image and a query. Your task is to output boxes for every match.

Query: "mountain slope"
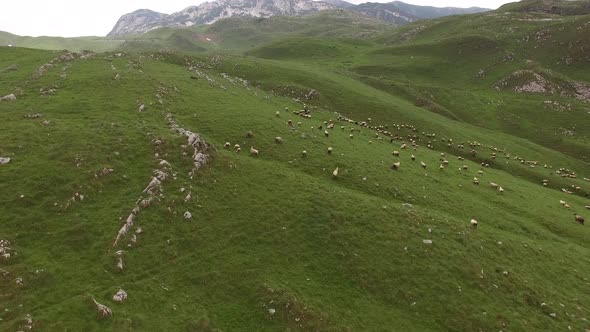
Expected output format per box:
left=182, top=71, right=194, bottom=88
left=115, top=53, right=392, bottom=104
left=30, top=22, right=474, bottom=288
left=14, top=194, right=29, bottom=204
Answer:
left=1, top=41, right=589, bottom=331
left=498, top=0, right=590, bottom=15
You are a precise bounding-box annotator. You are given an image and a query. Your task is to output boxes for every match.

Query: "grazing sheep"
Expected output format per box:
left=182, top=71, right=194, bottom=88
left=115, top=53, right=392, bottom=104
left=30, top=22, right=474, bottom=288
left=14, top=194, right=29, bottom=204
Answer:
left=439, top=164, right=444, bottom=170
left=287, top=119, right=293, bottom=127
left=391, top=162, right=401, bottom=170
left=92, top=298, right=112, bottom=319
left=324, top=130, right=329, bottom=138
left=560, top=200, right=566, bottom=206
left=392, top=151, right=400, bottom=157
left=184, top=211, right=192, bottom=220
left=275, top=137, right=283, bottom=144
left=327, top=147, right=333, bottom=155
left=420, top=161, right=426, bottom=169
left=349, top=134, right=354, bottom=139
left=302, top=150, right=307, bottom=157
left=489, top=182, right=498, bottom=189
left=275, top=111, right=280, bottom=117
left=250, top=147, right=259, bottom=157
left=401, top=143, right=407, bottom=150
left=332, top=167, right=339, bottom=178
left=473, top=177, right=479, bottom=185
left=246, top=131, right=254, bottom=138
left=498, top=187, right=504, bottom=193
left=112, top=289, right=128, bottom=303
left=411, top=155, right=416, bottom=161
left=236, top=148, right=241, bottom=153
left=564, top=204, right=571, bottom=209
left=470, top=219, right=478, bottom=229
left=138, top=104, right=145, bottom=112
left=224, top=142, right=231, bottom=149
left=575, top=214, right=585, bottom=225
left=234, top=144, right=240, bottom=150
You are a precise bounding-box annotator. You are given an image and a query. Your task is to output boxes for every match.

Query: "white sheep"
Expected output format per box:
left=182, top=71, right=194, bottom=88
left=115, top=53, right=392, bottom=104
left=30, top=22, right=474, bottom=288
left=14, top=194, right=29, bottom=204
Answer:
left=470, top=219, right=478, bottom=229
left=420, top=161, right=426, bottom=169
left=250, top=147, right=259, bottom=157
left=224, top=142, right=231, bottom=149
left=328, top=147, right=333, bottom=155
left=391, top=162, right=401, bottom=170
left=275, top=137, right=283, bottom=144
left=392, top=151, right=400, bottom=157
left=332, top=167, right=339, bottom=178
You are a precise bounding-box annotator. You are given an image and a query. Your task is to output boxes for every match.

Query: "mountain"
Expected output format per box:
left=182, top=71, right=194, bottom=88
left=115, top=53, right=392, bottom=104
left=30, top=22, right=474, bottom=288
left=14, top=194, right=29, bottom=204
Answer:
left=108, top=0, right=490, bottom=36
left=108, top=9, right=170, bottom=36
left=108, top=0, right=333, bottom=36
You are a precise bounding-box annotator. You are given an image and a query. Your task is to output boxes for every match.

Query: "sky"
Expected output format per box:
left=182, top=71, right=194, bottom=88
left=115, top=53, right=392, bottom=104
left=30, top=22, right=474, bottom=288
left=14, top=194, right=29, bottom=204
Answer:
left=0, top=0, right=513, bottom=38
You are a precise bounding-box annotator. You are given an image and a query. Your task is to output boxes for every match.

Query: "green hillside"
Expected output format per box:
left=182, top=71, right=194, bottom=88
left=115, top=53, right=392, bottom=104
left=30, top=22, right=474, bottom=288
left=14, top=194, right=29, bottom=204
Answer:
left=1, top=2, right=590, bottom=331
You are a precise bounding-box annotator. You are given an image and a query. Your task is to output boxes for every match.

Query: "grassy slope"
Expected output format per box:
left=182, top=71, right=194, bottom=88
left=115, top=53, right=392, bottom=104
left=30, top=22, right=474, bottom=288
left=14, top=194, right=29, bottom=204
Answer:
left=1, top=39, right=590, bottom=331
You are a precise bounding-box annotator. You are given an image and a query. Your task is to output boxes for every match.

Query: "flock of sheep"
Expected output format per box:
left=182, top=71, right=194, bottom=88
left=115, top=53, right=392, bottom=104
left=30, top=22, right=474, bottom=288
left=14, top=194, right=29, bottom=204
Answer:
left=219, top=105, right=587, bottom=228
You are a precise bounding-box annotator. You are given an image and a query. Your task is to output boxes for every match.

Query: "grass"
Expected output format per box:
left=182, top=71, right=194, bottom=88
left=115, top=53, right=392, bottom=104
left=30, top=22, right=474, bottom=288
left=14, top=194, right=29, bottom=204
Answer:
left=1, top=4, right=590, bottom=331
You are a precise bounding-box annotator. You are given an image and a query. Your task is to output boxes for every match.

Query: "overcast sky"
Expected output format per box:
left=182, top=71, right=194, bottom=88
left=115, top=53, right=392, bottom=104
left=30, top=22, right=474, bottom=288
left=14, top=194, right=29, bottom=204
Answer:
left=0, top=0, right=513, bottom=37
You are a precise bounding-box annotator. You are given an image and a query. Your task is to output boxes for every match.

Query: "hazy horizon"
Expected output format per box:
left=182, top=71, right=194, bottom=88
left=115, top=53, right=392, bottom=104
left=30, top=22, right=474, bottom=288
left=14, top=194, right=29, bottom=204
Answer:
left=0, top=0, right=513, bottom=38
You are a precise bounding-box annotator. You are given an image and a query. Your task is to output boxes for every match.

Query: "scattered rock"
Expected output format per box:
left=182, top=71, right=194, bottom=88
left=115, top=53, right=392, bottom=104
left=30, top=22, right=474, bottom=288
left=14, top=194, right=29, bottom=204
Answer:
left=0, top=157, right=10, bottom=165
left=184, top=211, right=192, bottom=220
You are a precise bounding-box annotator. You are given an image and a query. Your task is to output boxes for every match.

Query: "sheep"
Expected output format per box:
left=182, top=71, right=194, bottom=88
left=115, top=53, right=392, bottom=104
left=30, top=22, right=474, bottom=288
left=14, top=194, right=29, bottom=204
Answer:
left=489, top=182, right=498, bottom=189
left=575, top=214, right=585, bottom=225
left=392, top=151, right=400, bottom=157
left=324, top=130, right=329, bottom=138
left=92, top=298, right=112, bottom=319
left=349, top=134, right=354, bottom=139
left=401, top=143, right=407, bottom=150
left=112, top=289, right=128, bottom=303
left=439, top=164, right=444, bottom=170
left=287, top=119, right=293, bottom=127
left=275, top=111, right=280, bottom=117
left=302, top=150, right=307, bottom=157
left=327, top=147, right=333, bottom=155
left=246, top=131, right=254, bottom=138
left=564, top=204, right=571, bottom=209
left=234, top=144, right=240, bottom=150
left=411, top=155, right=416, bottom=161
left=470, top=219, right=478, bottom=229
left=559, top=200, right=566, bottom=206
left=498, top=187, right=504, bottom=193
left=275, top=137, right=283, bottom=144
left=391, top=162, right=401, bottom=170
left=420, top=161, right=426, bottom=169
left=473, top=177, right=479, bottom=185
left=250, top=147, right=259, bottom=157
left=236, top=148, right=241, bottom=153
left=332, top=167, right=339, bottom=178
left=224, top=142, right=231, bottom=149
